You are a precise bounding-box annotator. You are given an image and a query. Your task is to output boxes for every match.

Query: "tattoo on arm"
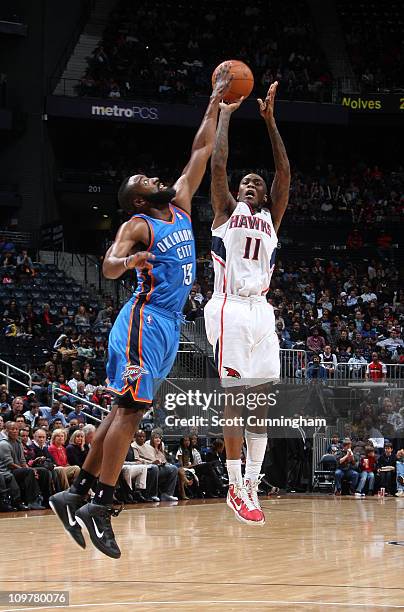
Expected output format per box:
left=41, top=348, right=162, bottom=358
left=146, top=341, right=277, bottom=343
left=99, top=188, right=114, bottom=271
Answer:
left=267, top=121, right=290, bottom=232
left=211, top=112, right=236, bottom=217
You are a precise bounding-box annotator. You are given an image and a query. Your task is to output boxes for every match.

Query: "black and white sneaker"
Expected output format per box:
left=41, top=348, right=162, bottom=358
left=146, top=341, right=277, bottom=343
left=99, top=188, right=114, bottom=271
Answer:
left=49, top=490, right=87, bottom=549
left=75, top=502, right=122, bottom=559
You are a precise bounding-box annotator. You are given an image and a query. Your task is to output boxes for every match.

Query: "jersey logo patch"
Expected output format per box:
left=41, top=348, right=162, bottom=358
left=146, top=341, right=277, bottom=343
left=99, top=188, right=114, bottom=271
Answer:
left=176, top=212, right=183, bottom=220
left=146, top=314, right=153, bottom=325
left=123, top=364, right=148, bottom=384
left=224, top=367, right=241, bottom=379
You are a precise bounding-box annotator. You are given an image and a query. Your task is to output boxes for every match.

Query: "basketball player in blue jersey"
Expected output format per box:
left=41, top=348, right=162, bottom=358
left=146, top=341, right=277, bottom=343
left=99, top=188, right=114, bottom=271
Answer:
left=204, top=81, right=290, bottom=525
left=49, top=66, right=232, bottom=559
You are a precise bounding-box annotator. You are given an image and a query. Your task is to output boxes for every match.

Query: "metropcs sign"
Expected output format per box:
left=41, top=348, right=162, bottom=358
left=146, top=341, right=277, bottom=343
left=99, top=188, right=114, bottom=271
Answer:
left=91, top=104, right=158, bottom=120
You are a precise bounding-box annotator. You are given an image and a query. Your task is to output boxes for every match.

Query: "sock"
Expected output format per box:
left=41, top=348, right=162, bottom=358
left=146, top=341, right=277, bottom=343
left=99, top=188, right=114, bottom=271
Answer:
left=244, top=429, right=268, bottom=483
left=70, top=469, right=97, bottom=497
left=226, top=459, right=243, bottom=487
left=93, top=481, right=115, bottom=506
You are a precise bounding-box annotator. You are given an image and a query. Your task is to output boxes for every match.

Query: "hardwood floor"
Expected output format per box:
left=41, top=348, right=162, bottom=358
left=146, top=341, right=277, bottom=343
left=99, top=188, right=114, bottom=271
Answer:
left=0, top=495, right=403, bottom=611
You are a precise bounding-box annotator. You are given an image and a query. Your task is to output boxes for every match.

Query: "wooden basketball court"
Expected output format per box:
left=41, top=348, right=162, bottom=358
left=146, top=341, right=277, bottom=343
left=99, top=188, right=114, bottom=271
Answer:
left=0, top=496, right=403, bottom=611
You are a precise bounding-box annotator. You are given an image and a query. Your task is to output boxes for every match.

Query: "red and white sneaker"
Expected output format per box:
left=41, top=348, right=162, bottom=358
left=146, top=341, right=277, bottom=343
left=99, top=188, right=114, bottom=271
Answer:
left=244, top=477, right=266, bottom=526
left=226, top=483, right=265, bottom=526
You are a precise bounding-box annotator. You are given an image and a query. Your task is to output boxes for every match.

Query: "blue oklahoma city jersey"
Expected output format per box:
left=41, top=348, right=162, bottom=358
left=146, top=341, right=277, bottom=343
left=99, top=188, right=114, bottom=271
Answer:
left=106, top=204, right=195, bottom=404
left=133, top=204, right=196, bottom=311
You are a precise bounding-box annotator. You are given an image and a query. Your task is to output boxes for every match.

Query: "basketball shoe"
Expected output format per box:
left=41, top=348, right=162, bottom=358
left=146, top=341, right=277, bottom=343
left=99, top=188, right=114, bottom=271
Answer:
left=75, top=501, right=122, bottom=559
left=227, top=483, right=265, bottom=526
left=49, top=490, right=87, bottom=549
left=244, top=477, right=266, bottom=525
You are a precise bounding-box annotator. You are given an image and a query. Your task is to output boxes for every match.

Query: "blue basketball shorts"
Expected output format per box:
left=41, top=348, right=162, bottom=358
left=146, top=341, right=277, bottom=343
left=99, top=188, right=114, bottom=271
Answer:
left=106, top=296, right=182, bottom=405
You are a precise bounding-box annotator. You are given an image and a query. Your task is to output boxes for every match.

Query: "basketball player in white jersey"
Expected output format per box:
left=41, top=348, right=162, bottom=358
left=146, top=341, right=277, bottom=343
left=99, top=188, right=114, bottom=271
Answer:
left=204, top=81, right=290, bottom=525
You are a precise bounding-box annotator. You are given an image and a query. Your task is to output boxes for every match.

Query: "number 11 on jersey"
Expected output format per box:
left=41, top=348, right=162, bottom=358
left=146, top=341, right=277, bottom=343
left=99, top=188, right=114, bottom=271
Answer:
left=243, top=237, right=261, bottom=260
left=182, top=263, right=193, bottom=285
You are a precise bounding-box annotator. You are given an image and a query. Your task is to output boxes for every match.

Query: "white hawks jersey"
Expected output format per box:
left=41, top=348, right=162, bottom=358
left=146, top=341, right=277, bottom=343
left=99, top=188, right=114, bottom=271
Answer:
left=211, top=201, right=278, bottom=297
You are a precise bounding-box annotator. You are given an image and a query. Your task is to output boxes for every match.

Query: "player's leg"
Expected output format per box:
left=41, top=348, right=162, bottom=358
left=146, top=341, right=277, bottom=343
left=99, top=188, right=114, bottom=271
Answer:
left=49, top=404, right=118, bottom=549
left=74, top=395, right=147, bottom=559
left=243, top=301, right=280, bottom=523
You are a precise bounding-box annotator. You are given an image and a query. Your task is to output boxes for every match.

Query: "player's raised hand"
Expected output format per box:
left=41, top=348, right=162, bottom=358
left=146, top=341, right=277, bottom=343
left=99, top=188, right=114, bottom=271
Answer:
left=219, top=97, right=245, bottom=114
left=257, top=80, right=278, bottom=124
left=125, top=252, right=155, bottom=271
left=211, top=62, right=233, bottom=100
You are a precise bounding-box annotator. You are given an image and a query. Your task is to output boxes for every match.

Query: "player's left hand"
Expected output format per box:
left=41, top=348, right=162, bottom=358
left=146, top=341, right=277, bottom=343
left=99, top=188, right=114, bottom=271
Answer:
left=257, top=81, right=278, bottom=124
left=126, top=252, right=155, bottom=271
left=212, top=62, right=233, bottom=100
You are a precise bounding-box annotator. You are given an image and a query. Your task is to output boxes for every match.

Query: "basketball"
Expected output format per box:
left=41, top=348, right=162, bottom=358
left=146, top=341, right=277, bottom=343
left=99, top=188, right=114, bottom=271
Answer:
left=212, top=60, right=254, bottom=102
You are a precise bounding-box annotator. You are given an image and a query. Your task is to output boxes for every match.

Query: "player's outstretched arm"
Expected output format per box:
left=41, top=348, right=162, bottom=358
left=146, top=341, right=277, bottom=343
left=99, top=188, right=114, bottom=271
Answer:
left=210, top=99, right=244, bottom=228
left=258, top=81, right=290, bottom=233
left=173, top=64, right=233, bottom=215
left=102, top=219, right=155, bottom=279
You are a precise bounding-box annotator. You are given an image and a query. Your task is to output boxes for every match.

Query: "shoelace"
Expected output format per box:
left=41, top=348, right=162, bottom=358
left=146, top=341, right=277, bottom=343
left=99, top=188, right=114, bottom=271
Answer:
left=245, top=475, right=264, bottom=510
left=232, top=484, right=256, bottom=512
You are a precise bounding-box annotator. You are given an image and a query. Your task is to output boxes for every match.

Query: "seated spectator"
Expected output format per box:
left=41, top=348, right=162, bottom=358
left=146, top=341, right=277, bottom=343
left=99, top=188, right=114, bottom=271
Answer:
left=132, top=429, right=179, bottom=501
left=121, top=443, right=152, bottom=502
left=57, top=336, right=78, bottom=362
left=82, top=424, right=96, bottom=451
left=66, top=430, right=88, bottom=467
left=0, top=422, right=45, bottom=509
left=347, top=349, right=368, bottom=379
left=177, top=435, right=224, bottom=497
left=306, top=327, right=326, bottom=354
left=19, top=427, right=52, bottom=506
left=68, top=371, right=82, bottom=394
left=377, top=442, right=396, bottom=496
left=334, top=438, right=359, bottom=495
left=16, top=249, right=34, bottom=278
left=23, top=401, right=40, bottom=428
left=74, top=305, right=90, bottom=332
left=319, top=345, right=337, bottom=377
left=47, top=428, right=80, bottom=489
left=40, top=401, right=67, bottom=427
left=66, top=401, right=87, bottom=425
left=306, top=355, right=327, bottom=381
left=326, top=434, right=341, bottom=454
left=355, top=446, right=376, bottom=497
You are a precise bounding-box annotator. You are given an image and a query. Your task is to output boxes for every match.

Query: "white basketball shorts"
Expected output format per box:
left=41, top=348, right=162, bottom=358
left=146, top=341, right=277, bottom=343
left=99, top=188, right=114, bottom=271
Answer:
left=204, top=293, right=280, bottom=387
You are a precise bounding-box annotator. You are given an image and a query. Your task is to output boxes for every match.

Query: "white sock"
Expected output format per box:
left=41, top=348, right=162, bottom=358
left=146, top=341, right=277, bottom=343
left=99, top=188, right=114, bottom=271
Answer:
left=226, top=459, right=243, bottom=487
left=244, top=429, right=268, bottom=482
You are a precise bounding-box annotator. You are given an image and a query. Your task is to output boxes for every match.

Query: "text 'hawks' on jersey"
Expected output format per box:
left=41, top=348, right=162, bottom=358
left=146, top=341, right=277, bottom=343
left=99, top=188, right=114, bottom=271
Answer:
left=131, top=204, right=196, bottom=312
left=211, top=201, right=277, bottom=297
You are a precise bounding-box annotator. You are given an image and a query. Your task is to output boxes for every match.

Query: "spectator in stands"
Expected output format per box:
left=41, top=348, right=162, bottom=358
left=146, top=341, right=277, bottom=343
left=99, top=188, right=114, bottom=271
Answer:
left=365, top=352, right=387, bottom=383
left=355, top=446, right=376, bottom=497
left=377, top=443, right=396, bottom=496
left=3, top=397, right=24, bottom=423
left=376, top=330, right=404, bottom=355
left=66, top=430, right=88, bottom=467
left=16, top=250, right=34, bottom=279
left=68, top=371, right=82, bottom=394
left=40, top=401, right=67, bottom=427
left=319, top=345, right=337, bottom=378
left=326, top=434, right=341, bottom=454
left=47, top=428, right=80, bottom=489
left=334, top=438, right=359, bottom=495
left=346, top=228, right=363, bottom=250
left=306, top=327, right=326, bottom=354
left=66, top=401, right=87, bottom=425
left=177, top=435, right=224, bottom=497
left=0, top=422, right=45, bottom=509
left=74, top=305, right=90, bottom=332
left=57, top=337, right=78, bottom=363
left=348, top=349, right=368, bottom=379
left=306, top=355, right=327, bottom=381
left=121, top=444, right=150, bottom=502
left=83, top=424, right=96, bottom=451
left=132, top=429, right=179, bottom=501
left=23, top=401, right=40, bottom=428
left=0, top=394, right=11, bottom=416
left=0, top=416, right=4, bottom=432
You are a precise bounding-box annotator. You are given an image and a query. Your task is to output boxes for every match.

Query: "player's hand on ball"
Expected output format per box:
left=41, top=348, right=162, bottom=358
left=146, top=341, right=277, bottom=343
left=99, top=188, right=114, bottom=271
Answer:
left=126, top=252, right=155, bottom=271
left=219, top=97, right=245, bottom=114
left=212, top=62, right=233, bottom=99
left=258, top=80, right=278, bottom=123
